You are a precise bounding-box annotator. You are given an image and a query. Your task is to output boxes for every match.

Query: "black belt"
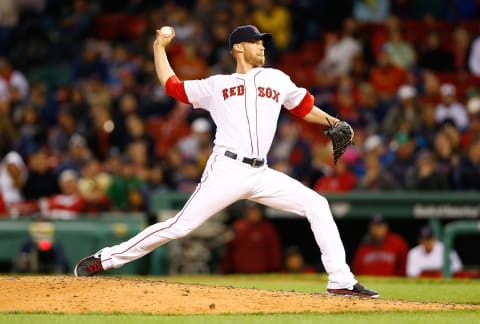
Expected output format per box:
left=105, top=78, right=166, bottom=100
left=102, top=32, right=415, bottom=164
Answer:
left=224, top=150, right=265, bottom=167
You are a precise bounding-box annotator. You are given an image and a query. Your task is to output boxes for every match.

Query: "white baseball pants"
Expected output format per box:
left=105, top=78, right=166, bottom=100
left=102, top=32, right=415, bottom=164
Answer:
left=100, top=151, right=357, bottom=289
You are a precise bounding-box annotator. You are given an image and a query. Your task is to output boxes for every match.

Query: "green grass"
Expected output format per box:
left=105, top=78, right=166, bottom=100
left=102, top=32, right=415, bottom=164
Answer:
left=1, top=311, right=479, bottom=324
left=1, top=274, right=479, bottom=323
left=159, top=274, right=480, bottom=304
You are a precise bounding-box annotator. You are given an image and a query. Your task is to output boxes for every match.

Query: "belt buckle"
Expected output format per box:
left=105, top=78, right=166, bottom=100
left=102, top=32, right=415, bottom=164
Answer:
left=251, top=158, right=261, bottom=167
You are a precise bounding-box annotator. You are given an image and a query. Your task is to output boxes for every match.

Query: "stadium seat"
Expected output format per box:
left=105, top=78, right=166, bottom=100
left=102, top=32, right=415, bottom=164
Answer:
left=95, top=14, right=146, bottom=41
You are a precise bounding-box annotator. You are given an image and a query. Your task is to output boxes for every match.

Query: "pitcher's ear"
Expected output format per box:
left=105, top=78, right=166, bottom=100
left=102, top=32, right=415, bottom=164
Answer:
left=233, top=43, right=243, bottom=52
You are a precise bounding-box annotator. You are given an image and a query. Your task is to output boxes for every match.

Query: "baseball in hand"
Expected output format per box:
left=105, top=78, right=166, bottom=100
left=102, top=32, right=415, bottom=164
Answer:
left=160, top=26, right=172, bottom=37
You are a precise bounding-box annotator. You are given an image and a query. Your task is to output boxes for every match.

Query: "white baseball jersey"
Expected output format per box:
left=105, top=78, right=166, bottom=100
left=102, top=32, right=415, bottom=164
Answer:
left=184, top=67, right=309, bottom=158
left=97, top=67, right=357, bottom=290
left=406, top=241, right=463, bottom=278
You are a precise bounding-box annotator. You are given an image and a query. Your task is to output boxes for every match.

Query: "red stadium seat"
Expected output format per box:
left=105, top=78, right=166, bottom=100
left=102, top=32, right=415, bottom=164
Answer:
left=95, top=14, right=146, bottom=41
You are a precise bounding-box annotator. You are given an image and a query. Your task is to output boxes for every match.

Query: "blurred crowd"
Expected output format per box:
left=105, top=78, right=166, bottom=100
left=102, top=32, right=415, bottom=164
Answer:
left=223, top=207, right=471, bottom=277
left=1, top=0, right=480, bottom=218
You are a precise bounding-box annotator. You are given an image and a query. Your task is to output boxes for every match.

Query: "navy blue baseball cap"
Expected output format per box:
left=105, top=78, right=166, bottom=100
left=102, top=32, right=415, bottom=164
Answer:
left=228, top=25, right=272, bottom=50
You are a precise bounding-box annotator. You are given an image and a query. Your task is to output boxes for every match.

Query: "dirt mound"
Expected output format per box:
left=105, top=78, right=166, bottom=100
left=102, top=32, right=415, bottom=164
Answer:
left=0, top=276, right=477, bottom=314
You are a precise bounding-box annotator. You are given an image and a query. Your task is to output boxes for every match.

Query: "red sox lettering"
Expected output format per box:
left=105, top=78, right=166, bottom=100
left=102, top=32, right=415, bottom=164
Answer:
left=222, top=85, right=280, bottom=103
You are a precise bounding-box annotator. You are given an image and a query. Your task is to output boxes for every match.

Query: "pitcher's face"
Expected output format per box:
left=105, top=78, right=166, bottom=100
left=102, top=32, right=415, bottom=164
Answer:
left=241, top=39, right=266, bottom=67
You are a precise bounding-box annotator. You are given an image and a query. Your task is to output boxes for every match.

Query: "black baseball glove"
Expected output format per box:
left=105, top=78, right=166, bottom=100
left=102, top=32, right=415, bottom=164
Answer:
left=324, top=118, right=354, bottom=164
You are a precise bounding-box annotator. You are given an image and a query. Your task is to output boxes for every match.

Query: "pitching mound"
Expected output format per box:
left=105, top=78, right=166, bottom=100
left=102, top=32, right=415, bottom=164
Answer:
left=0, top=276, right=477, bottom=314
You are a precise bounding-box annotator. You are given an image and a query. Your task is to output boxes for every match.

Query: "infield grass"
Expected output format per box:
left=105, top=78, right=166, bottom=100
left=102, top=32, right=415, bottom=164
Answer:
left=1, top=274, right=479, bottom=323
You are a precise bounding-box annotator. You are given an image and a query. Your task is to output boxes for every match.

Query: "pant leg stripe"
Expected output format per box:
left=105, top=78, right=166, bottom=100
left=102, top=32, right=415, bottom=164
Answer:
left=101, top=158, right=215, bottom=263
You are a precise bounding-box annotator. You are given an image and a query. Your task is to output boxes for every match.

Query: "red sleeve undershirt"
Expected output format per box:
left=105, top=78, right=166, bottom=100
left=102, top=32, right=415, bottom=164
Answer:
left=289, top=91, right=314, bottom=118
left=165, top=75, right=190, bottom=104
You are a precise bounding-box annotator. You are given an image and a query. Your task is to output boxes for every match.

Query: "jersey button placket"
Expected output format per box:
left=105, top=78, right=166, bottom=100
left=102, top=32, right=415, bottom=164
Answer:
left=245, top=76, right=259, bottom=157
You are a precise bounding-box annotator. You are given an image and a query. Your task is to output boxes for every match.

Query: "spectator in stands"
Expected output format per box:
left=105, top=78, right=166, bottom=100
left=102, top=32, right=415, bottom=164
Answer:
left=40, top=169, right=85, bottom=220
left=453, top=136, right=480, bottom=190
left=252, top=0, right=292, bottom=52
left=111, top=92, right=142, bottom=146
left=269, top=116, right=312, bottom=183
left=314, top=159, right=357, bottom=193
left=0, top=57, right=29, bottom=102
left=145, top=163, right=170, bottom=194
left=84, top=74, right=113, bottom=114
left=66, top=85, right=89, bottom=126
left=55, top=133, right=92, bottom=175
left=332, top=75, right=363, bottom=127
left=0, top=151, right=27, bottom=208
left=0, top=99, right=17, bottom=157
left=103, top=147, right=122, bottom=174
left=171, top=40, right=209, bottom=81
left=107, top=157, right=145, bottom=211
left=162, top=147, right=184, bottom=189
left=107, top=44, right=139, bottom=97
left=349, top=53, right=371, bottom=84
left=84, top=106, right=114, bottom=160
left=383, top=28, right=416, bottom=69
left=359, top=151, right=399, bottom=190
left=435, top=83, right=469, bottom=131
left=283, top=246, right=316, bottom=274
left=369, top=50, right=407, bottom=102
left=48, top=108, right=81, bottom=156
left=356, top=83, right=385, bottom=133
left=177, top=118, right=213, bottom=161
left=22, top=150, right=59, bottom=201
left=174, top=158, right=202, bottom=193
left=126, top=138, right=151, bottom=176
left=229, top=0, right=252, bottom=31
left=316, top=18, right=362, bottom=78
left=432, top=125, right=459, bottom=186
left=207, top=21, right=230, bottom=66
left=28, top=81, right=58, bottom=128
left=14, top=105, right=48, bottom=156
left=460, top=96, right=480, bottom=150
left=209, top=48, right=235, bottom=75
left=407, top=226, right=463, bottom=278
left=170, top=5, right=196, bottom=42
left=416, top=102, right=439, bottom=149
left=468, top=33, right=480, bottom=77
left=382, top=85, right=421, bottom=138
left=419, top=71, right=441, bottom=105
left=451, top=26, right=472, bottom=72
left=192, top=0, right=218, bottom=27
left=353, top=214, right=409, bottom=276
left=72, top=41, right=108, bottom=83
left=0, top=0, right=19, bottom=56
left=405, top=149, right=450, bottom=190
left=59, top=0, right=96, bottom=50
left=77, top=158, right=111, bottom=213
left=353, top=0, right=390, bottom=23
left=418, top=31, right=455, bottom=72
left=123, top=113, right=156, bottom=158
left=8, top=84, right=26, bottom=122
left=387, top=132, right=417, bottom=189
left=363, top=134, right=395, bottom=168
left=221, top=202, right=282, bottom=274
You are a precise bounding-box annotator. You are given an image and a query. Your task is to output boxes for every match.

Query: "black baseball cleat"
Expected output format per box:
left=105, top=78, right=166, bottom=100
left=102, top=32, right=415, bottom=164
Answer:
left=327, top=283, right=380, bottom=298
left=74, top=250, right=104, bottom=277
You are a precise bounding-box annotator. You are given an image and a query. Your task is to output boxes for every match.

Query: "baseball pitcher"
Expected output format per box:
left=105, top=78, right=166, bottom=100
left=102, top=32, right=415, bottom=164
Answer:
left=74, top=25, right=378, bottom=298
